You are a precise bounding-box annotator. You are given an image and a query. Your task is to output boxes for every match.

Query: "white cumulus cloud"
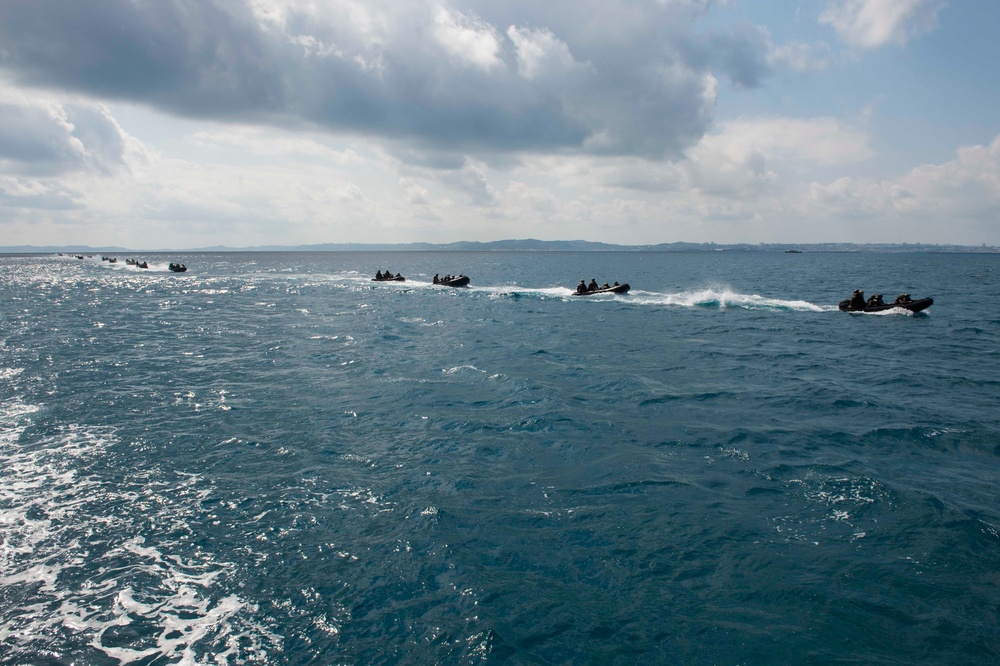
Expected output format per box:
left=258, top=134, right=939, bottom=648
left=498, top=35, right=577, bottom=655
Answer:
left=432, top=6, right=502, bottom=71
left=804, top=135, right=1000, bottom=242
left=508, top=25, right=582, bottom=81
left=820, top=0, right=942, bottom=49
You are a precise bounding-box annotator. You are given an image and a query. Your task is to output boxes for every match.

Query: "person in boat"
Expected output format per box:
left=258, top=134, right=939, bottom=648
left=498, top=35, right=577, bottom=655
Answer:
left=848, top=290, right=866, bottom=310
left=588, top=278, right=598, bottom=291
left=375, top=270, right=383, bottom=279
left=577, top=279, right=588, bottom=294
left=602, top=283, right=610, bottom=289
left=433, top=274, right=439, bottom=284
left=866, top=294, right=884, bottom=307
left=894, top=293, right=912, bottom=304
left=395, top=273, right=402, bottom=279
left=613, top=281, right=619, bottom=287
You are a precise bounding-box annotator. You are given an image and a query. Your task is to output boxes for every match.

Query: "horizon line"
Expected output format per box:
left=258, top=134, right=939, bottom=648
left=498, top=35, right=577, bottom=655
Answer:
left=3, top=239, right=999, bottom=254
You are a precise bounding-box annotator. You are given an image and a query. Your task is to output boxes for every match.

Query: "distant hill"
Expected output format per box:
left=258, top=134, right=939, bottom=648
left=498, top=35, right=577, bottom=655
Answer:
left=2, top=239, right=997, bottom=253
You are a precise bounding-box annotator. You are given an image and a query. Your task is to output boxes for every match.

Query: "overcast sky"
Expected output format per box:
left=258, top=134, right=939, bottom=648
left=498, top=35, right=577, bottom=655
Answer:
left=1, top=0, right=998, bottom=248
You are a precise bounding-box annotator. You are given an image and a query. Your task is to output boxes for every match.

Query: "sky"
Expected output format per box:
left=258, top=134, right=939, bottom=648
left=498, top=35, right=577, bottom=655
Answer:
left=1, top=0, right=999, bottom=249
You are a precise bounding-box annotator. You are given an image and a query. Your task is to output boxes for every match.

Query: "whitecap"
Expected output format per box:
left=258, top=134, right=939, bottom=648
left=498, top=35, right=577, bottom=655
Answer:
left=442, top=365, right=486, bottom=375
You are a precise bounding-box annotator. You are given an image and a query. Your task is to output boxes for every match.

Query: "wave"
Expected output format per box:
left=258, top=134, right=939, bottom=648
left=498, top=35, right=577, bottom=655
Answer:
left=0, top=402, right=276, bottom=664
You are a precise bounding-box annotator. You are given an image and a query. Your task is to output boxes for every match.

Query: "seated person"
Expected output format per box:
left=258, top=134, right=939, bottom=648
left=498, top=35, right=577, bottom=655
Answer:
left=588, top=278, right=599, bottom=291
left=577, top=279, right=587, bottom=294
left=894, top=293, right=911, bottom=304
left=849, top=290, right=866, bottom=310
left=376, top=270, right=383, bottom=279
left=433, top=274, right=439, bottom=283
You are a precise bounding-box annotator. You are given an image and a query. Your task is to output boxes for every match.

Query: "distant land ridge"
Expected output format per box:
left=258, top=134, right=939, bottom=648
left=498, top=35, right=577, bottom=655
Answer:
left=3, top=239, right=997, bottom=253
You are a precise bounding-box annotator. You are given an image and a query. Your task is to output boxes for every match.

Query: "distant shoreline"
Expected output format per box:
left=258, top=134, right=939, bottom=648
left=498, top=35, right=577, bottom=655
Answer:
left=3, top=240, right=998, bottom=254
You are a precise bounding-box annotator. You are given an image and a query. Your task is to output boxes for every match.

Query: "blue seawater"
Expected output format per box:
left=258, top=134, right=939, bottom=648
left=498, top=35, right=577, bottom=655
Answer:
left=1, top=251, right=999, bottom=664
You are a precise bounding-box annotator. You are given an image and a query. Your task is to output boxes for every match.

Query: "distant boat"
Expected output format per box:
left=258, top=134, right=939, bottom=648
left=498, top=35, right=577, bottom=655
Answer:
left=839, top=296, right=933, bottom=313
left=785, top=249, right=803, bottom=253
left=572, top=283, right=630, bottom=296
left=435, top=275, right=470, bottom=287
left=169, top=263, right=187, bottom=273
left=372, top=274, right=404, bottom=282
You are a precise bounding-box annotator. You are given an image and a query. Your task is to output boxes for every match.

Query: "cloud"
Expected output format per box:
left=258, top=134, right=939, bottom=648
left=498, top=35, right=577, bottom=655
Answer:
left=685, top=140, right=774, bottom=198
left=820, top=0, right=942, bottom=49
left=188, top=126, right=366, bottom=166
left=584, top=116, right=873, bottom=201
left=684, top=23, right=774, bottom=88
left=0, top=0, right=770, bottom=159
left=808, top=135, right=1000, bottom=224
left=508, top=26, right=581, bottom=81
left=432, top=6, right=502, bottom=71
left=438, top=163, right=499, bottom=206
left=0, top=91, right=130, bottom=176
left=0, top=176, right=82, bottom=210
left=400, top=178, right=432, bottom=205
left=705, top=117, right=873, bottom=167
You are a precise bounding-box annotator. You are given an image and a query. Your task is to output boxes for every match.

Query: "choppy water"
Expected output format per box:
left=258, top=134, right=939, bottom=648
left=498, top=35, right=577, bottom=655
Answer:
left=1, top=250, right=999, bottom=665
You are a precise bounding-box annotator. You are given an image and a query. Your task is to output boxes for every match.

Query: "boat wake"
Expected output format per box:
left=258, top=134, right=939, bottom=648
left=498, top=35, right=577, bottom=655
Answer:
left=855, top=306, right=922, bottom=316
left=71, top=255, right=179, bottom=273
left=487, top=284, right=829, bottom=311
left=348, top=275, right=858, bottom=312
left=628, top=287, right=830, bottom=311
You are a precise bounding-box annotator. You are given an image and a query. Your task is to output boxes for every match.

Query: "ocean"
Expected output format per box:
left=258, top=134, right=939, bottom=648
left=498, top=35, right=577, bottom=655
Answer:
left=1, top=250, right=998, bottom=665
